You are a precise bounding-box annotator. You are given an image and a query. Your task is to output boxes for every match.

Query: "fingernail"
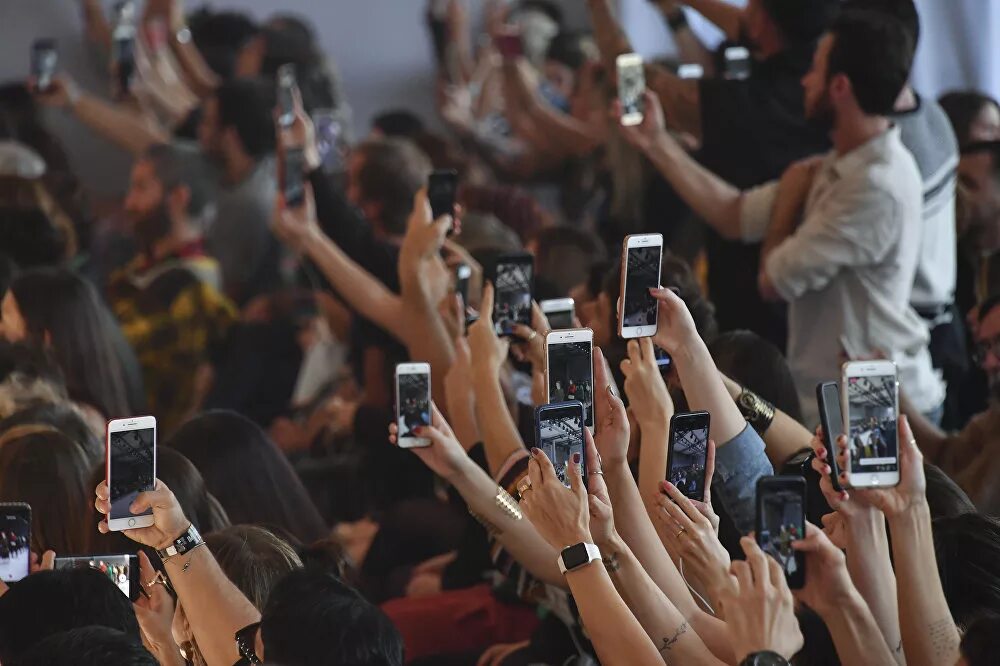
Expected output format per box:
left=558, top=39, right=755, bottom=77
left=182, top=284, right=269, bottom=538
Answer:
left=607, top=384, right=617, bottom=398
left=413, top=426, right=423, bottom=435
left=530, top=447, right=541, bottom=457
left=572, top=452, right=581, bottom=464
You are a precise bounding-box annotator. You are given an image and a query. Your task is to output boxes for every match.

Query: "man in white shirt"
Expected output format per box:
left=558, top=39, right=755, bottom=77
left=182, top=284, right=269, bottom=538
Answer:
left=619, top=8, right=945, bottom=425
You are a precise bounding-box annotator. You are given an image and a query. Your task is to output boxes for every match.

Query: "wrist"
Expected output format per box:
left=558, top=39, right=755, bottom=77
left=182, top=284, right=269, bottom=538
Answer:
left=156, top=522, right=192, bottom=551
left=886, top=498, right=930, bottom=527
left=596, top=530, right=625, bottom=553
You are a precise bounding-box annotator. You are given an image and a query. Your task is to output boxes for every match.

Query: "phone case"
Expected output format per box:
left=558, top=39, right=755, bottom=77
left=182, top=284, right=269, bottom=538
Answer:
left=815, top=383, right=843, bottom=491
left=666, top=412, right=710, bottom=501
left=755, top=476, right=806, bottom=589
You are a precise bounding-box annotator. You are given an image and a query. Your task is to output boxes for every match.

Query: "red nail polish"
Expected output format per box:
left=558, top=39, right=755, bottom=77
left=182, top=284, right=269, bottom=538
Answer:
left=572, top=452, right=581, bottom=464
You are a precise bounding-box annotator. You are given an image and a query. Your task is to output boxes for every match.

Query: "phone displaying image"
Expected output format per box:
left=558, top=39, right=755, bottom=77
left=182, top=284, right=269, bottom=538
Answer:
left=428, top=169, right=459, bottom=233
left=31, top=39, right=58, bottom=92
left=535, top=401, right=586, bottom=489
left=540, top=298, right=575, bottom=330
left=283, top=147, right=306, bottom=209
left=724, top=46, right=751, bottom=80
left=396, top=363, right=431, bottom=448
left=654, top=346, right=672, bottom=368
left=545, top=328, right=594, bottom=430
left=756, top=476, right=806, bottom=589
left=816, top=382, right=844, bottom=492
left=616, top=53, right=645, bottom=126
left=842, top=361, right=900, bottom=488
left=106, top=416, right=156, bottom=532
left=54, top=554, right=140, bottom=601
left=619, top=233, right=663, bottom=338
left=277, top=64, right=297, bottom=129
left=112, top=35, right=135, bottom=93
left=667, top=411, right=710, bottom=501
left=492, top=253, right=534, bottom=336
left=0, top=503, right=30, bottom=583
left=495, top=27, right=524, bottom=60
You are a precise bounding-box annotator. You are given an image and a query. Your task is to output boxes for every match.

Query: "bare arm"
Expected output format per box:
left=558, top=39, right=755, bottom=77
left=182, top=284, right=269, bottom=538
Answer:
left=720, top=372, right=812, bottom=468
left=650, top=1, right=716, bottom=75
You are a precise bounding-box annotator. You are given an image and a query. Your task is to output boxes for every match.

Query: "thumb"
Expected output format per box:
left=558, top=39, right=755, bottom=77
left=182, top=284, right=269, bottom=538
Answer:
left=566, top=451, right=587, bottom=501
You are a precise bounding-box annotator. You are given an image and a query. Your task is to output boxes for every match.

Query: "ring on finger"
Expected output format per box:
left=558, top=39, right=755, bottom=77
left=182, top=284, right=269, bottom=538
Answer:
left=675, top=526, right=687, bottom=539
left=517, top=478, right=532, bottom=496
left=527, top=330, right=537, bottom=342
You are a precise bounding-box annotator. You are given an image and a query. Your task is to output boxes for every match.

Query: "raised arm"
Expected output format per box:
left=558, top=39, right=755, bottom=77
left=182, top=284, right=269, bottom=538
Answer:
left=144, top=0, right=220, bottom=98
left=719, top=371, right=812, bottom=468
left=649, top=1, right=716, bottom=76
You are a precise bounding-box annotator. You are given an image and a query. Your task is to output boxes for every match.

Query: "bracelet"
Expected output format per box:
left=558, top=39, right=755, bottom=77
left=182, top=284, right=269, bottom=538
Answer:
left=736, top=387, right=776, bottom=435
left=496, top=486, right=523, bottom=521
left=667, top=10, right=688, bottom=31
left=175, top=27, right=192, bottom=45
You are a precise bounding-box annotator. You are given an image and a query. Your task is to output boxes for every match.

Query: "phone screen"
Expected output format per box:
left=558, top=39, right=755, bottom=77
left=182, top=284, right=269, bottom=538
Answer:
left=536, top=402, right=585, bottom=488
left=31, top=40, right=58, bottom=92
left=667, top=413, right=709, bottom=501
left=55, top=555, right=136, bottom=599
left=284, top=148, right=306, bottom=208
left=654, top=346, right=672, bottom=368
left=546, top=309, right=574, bottom=330
left=396, top=372, right=431, bottom=440
left=618, top=61, right=645, bottom=117
left=724, top=47, right=751, bottom=80
left=0, top=506, right=30, bottom=583
left=493, top=258, right=533, bottom=336
left=547, top=340, right=594, bottom=428
left=622, top=245, right=661, bottom=330
left=428, top=170, right=458, bottom=221
left=757, top=479, right=806, bottom=588
left=846, top=375, right=898, bottom=473
left=109, top=428, right=155, bottom=522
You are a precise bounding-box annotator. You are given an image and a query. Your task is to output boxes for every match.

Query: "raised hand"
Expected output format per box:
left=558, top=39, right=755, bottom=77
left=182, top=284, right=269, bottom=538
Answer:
left=399, top=189, right=453, bottom=307
left=614, top=90, right=668, bottom=153
left=849, top=416, right=926, bottom=519
left=519, top=448, right=591, bottom=551
left=467, top=282, right=511, bottom=382
left=790, top=523, right=856, bottom=615
left=272, top=187, right=320, bottom=252
left=648, top=286, right=700, bottom=357
left=389, top=401, right=469, bottom=481
left=583, top=428, right=616, bottom=547
left=620, top=336, right=673, bottom=431
left=95, top=480, right=190, bottom=551
left=593, top=347, right=630, bottom=468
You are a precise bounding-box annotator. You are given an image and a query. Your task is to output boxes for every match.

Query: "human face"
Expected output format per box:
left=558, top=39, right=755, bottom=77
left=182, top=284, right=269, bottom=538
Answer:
left=198, top=97, right=223, bottom=159
left=0, top=291, right=27, bottom=342
left=801, top=34, right=835, bottom=125
left=975, top=306, right=1000, bottom=398
left=124, top=159, right=165, bottom=224
left=959, top=152, right=1000, bottom=249
left=969, top=102, right=1000, bottom=143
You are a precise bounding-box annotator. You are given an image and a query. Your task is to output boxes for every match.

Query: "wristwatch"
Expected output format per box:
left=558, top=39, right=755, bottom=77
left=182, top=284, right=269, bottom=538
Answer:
left=739, top=652, right=789, bottom=666
left=156, top=524, right=203, bottom=561
left=737, top=387, right=776, bottom=435
left=557, top=542, right=601, bottom=574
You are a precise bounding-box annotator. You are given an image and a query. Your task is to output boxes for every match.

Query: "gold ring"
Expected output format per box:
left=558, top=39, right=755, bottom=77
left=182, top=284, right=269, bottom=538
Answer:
left=145, top=571, right=168, bottom=588
left=588, top=470, right=604, bottom=477
left=527, top=330, right=537, bottom=342
left=675, top=527, right=687, bottom=539
left=517, top=478, right=532, bottom=495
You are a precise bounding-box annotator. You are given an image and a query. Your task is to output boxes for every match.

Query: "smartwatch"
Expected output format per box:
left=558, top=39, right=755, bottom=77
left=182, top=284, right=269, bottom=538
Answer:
left=557, top=542, right=601, bottom=574
left=156, top=524, right=203, bottom=561
left=739, top=652, right=789, bottom=666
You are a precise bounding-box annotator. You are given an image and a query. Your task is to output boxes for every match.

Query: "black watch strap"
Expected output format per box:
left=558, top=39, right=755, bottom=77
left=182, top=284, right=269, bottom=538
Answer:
left=667, top=10, right=688, bottom=31
left=156, top=524, right=203, bottom=561
left=740, top=651, right=789, bottom=666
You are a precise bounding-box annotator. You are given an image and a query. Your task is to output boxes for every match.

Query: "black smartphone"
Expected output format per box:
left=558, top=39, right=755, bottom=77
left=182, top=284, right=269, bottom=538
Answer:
left=0, top=503, right=31, bottom=583
left=535, top=401, right=586, bottom=489
left=112, top=35, right=135, bottom=94
left=816, top=382, right=844, bottom=492
left=654, top=346, right=672, bottom=369
left=724, top=46, right=752, bottom=80
left=31, top=39, right=58, bottom=92
left=283, top=147, right=306, bottom=208
left=277, top=64, right=296, bottom=128
left=492, top=253, right=534, bottom=337
left=428, top=169, right=459, bottom=228
left=756, top=476, right=807, bottom=589
left=667, top=411, right=710, bottom=501
left=54, top=554, right=141, bottom=601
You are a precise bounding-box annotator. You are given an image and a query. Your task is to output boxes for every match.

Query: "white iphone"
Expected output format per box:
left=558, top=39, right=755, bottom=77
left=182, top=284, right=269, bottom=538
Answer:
left=540, top=298, right=575, bottom=330
left=545, top=328, right=595, bottom=431
left=396, top=362, right=432, bottom=448
left=841, top=360, right=900, bottom=488
left=618, top=233, right=663, bottom=339
left=105, top=416, right=157, bottom=531
left=616, top=53, right=645, bottom=126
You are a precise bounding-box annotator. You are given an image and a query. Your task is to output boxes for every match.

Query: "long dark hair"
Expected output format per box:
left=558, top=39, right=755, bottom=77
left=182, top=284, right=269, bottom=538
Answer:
left=155, top=448, right=231, bottom=535
left=166, top=410, right=328, bottom=544
left=8, top=268, right=144, bottom=418
left=0, top=430, right=95, bottom=555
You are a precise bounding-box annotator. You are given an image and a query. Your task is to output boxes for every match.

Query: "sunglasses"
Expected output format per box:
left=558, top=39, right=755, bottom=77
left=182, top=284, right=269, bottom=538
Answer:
left=234, top=621, right=262, bottom=665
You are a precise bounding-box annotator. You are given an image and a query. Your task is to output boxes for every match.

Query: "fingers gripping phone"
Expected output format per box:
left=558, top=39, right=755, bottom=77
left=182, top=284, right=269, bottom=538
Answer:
left=540, top=298, right=575, bottom=330
left=545, top=328, right=595, bottom=430
left=842, top=361, right=900, bottom=488
left=535, top=401, right=586, bottom=489
left=816, top=382, right=844, bottom=492
left=492, top=253, right=534, bottom=337
left=106, top=416, right=157, bottom=532
left=54, top=554, right=140, bottom=601
left=616, top=53, right=645, bottom=126
left=667, top=411, right=710, bottom=501
left=31, top=40, right=58, bottom=92
left=619, top=233, right=663, bottom=338
left=0, top=503, right=31, bottom=583
left=495, top=27, right=524, bottom=60
left=396, top=363, right=432, bottom=448
left=282, top=147, right=306, bottom=209
left=277, top=64, right=297, bottom=129
left=756, top=476, right=806, bottom=589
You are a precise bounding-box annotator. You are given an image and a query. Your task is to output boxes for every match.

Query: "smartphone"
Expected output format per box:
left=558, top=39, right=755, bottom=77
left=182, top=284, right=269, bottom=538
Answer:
left=654, top=346, right=672, bottom=368
left=0, top=503, right=31, bottom=583
left=105, top=416, right=157, bottom=532
left=277, top=64, right=297, bottom=129
left=616, top=53, right=645, bottom=127
left=492, top=253, right=534, bottom=336
left=816, top=382, right=844, bottom=492
left=112, top=35, right=135, bottom=93
left=677, top=63, right=704, bottom=80
left=31, top=39, right=58, bottom=92
left=495, top=27, right=524, bottom=60
left=842, top=360, right=900, bottom=488
left=54, top=554, right=140, bottom=601
left=428, top=169, right=459, bottom=233
left=535, top=401, right=586, bottom=489
left=724, top=46, right=751, bottom=80
left=540, top=298, right=575, bottom=330
left=667, top=411, right=710, bottom=501
left=395, top=363, right=432, bottom=448
left=545, top=328, right=595, bottom=430
left=756, top=476, right=806, bottom=589
left=618, top=234, right=663, bottom=338
left=283, top=147, right=306, bottom=209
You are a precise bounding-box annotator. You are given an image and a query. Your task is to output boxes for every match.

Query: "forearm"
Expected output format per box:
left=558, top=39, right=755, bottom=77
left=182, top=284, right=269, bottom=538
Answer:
left=167, top=27, right=220, bottom=98
left=81, top=0, right=112, bottom=51
left=164, top=546, right=259, bottom=666
left=819, top=591, right=898, bottom=666
left=637, top=420, right=671, bottom=516
left=402, top=299, right=455, bottom=412
left=899, top=390, right=947, bottom=462
left=888, top=503, right=961, bottom=666
left=845, top=511, right=903, bottom=663
left=473, top=374, right=528, bottom=478
left=565, top=564, right=665, bottom=666
left=585, top=0, right=634, bottom=75
left=647, top=66, right=703, bottom=138
left=71, top=93, right=169, bottom=155
left=672, top=343, right=745, bottom=444
left=601, top=533, right=728, bottom=665
left=684, top=0, right=743, bottom=40
left=720, top=372, right=810, bottom=468
left=644, top=133, right=742, bottom=240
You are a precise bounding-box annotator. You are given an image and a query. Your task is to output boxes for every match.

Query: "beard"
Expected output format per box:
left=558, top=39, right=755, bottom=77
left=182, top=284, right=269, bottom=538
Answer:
left=132, top=202, right=173, bottom=255
left=805, top=88, right=836, bottom=135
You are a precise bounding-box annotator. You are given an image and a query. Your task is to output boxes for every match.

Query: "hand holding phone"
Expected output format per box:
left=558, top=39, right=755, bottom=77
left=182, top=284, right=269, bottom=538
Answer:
left=277, top=64, right=297, bottom=129
left=535, top=401, right=586, bottom=489
left=428, top=169, right=458, bottom=233
left=282, top=147, right=307, bottom=209
left=616, top=53, right=645, bottom=126
left=395, top=363, right=432, bottom=448
left=0, top=503, right=31, bottom=583
left=841, top=361, right=900, bottom=489
left=816, top=382, right=844, bottom=491
left=105, top=417, right=157, bottom=532
left=756, top=476, right=806, bottom=589
left=545, top=329, right=595, bottom=430
left=667, top=411, right=710, bottom=501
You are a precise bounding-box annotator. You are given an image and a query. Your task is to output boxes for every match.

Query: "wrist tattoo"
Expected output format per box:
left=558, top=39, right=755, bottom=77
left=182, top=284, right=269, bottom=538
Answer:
left=602, top=552, right=621, bottom=573
left=928, top=618, right=958, bottom=658
left=659, top=621, right=689, bottom=653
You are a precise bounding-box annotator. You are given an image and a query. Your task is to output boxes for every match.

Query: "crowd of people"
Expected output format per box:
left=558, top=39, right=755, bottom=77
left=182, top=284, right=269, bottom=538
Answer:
left=0, top=0, right=999, bottom=664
